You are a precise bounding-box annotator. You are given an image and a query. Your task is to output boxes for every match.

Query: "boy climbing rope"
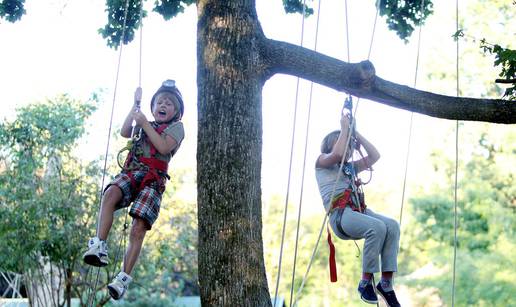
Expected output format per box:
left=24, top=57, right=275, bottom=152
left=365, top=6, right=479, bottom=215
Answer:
left=315, top=103, right=401, bottom=307
left=83, top=80, right=185, bottom=300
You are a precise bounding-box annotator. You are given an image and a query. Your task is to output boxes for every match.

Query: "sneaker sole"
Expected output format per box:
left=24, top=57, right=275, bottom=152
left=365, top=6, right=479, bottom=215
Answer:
left=360, top=296, right=378, bottom=304
left=377, top=290, right=396, bottom=307
left=83, top=255, right=108, bottom=267
left=107, top=284, right=122, bottom=300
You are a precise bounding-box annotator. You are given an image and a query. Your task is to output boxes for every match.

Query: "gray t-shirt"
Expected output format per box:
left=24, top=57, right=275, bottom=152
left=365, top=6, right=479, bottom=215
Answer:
left=315, top=164, right=352, bottom=212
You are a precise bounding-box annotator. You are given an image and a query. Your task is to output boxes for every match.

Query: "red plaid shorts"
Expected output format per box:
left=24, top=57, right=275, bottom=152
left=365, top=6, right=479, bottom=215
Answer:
left=105, top=170, right=166, bottom=229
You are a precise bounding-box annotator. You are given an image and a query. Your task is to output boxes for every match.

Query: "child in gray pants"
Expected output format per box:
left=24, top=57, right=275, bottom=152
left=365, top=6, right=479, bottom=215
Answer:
left=315, top=113, right=401, bottom=307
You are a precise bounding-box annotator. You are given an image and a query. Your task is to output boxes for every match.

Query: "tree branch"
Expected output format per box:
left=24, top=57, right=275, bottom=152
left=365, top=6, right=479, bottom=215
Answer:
left=262, top=38, right=516, bottom=124
left=496, top=78, right=516, bottom=84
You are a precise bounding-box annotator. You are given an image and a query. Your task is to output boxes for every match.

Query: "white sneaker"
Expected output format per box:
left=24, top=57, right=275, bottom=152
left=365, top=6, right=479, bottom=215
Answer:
left=107, top=271, right=132, bottom=300
left=82, top=237, right=109, bottom=267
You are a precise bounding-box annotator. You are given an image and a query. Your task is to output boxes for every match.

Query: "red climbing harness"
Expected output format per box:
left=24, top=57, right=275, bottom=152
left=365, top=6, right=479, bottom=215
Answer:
left=123, top=124, right=170, bottom=195
left=331, top=188, right=366, bottom=213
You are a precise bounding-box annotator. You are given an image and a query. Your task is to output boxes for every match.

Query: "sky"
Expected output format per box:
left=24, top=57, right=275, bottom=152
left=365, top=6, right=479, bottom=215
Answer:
left=0, top=0, right=503, bottom=213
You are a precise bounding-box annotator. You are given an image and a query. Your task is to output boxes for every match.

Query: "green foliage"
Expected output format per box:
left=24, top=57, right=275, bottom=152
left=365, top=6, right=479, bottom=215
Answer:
left=284, top=0, right=433, bottom=41
left=410, top=250, right=515, bottom=306
left=99, top=0, right=195, bottom=49
left=98, top=0, right=145, bottom=49
left=282, top=0, right=314, bottom=16
left=408, top=126, right=516, bottom=305
left=263, top=196, right=366, bottom=306
left=0, top=95, right=105, bottom=305
left=451, top=29, right=464, bottom=41
left=480, top=41, right=516, bottom=100
left=0, top=94, right=95, bottom=159
left=454, top=34, right=516, bottom=101
left=0, top=0, right=25, bottom=22
left=153, top=0, right=195, bottom=21
left=377, top=0, right=434, bottom=42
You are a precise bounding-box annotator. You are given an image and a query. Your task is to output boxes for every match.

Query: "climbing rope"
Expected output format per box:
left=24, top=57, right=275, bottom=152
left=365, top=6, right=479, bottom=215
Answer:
left=344, top=0, right=351, bottom=62
left=452, top=0, right=460, bottom=306
left=346, top=0, right=382, bottom=117
left=273, top=0, right=309, bottom=305
left=109, top=0, right=145, bottom=283
left=398, top=0, right=425, bottom=230
left=287, top=0, right=323, bottom=306
left=131, top=0, right=145, bottom=139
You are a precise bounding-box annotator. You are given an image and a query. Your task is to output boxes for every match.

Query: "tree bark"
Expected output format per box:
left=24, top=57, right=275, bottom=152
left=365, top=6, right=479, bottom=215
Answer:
left=197, top=1, right=270, bottom=306
left=66, top=268, right=72, bottom=307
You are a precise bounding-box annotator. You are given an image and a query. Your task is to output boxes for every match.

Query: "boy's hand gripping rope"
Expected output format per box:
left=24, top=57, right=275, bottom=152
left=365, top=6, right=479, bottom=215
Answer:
left=117, top=87, right=144, bottom=169
left=131, top=86, right=143, bottom=140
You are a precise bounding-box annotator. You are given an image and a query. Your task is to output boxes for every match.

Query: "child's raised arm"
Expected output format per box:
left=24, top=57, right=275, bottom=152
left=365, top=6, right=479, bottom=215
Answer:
left=135, top=113, right=179, bottom=155
left=353, top=131, right=380, bottom=173
left=317, top=114, right=352, bottom=168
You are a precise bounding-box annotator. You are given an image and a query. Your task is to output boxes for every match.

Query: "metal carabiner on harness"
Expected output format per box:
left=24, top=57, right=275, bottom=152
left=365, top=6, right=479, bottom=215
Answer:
left=117, top=132, right=143, bottom=170
left=131, top=126, right=142, bottom=142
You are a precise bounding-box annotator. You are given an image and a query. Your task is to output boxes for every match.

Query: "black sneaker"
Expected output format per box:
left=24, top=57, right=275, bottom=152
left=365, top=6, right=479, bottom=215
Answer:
left=357, top=281, right=378, bottom=304
left=376, top=282, right=401, bottom=307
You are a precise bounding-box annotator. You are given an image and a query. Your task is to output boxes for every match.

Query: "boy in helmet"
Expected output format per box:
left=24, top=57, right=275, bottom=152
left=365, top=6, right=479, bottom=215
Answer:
left=83, top=80, right=185, bottom=300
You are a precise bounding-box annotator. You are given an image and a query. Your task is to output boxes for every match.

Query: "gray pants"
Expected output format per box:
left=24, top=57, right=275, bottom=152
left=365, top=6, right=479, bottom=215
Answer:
left=330, top=207, right=400, bottom=273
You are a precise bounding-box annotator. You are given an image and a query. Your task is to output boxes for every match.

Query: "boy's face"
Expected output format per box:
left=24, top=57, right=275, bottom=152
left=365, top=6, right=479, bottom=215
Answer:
left=152, top=92, right=177, bottom=123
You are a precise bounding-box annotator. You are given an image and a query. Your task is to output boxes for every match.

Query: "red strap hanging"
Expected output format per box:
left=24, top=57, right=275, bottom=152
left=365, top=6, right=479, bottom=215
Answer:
left=327, top=225, right=338, bottom=282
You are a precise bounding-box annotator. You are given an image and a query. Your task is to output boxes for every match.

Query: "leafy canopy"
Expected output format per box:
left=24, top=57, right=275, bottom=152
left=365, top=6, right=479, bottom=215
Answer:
left=0, top=0, right=25, bottom=22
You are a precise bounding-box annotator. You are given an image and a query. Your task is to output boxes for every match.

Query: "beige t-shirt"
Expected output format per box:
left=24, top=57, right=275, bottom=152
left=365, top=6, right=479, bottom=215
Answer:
left=130, top=121, right=185, bottom=169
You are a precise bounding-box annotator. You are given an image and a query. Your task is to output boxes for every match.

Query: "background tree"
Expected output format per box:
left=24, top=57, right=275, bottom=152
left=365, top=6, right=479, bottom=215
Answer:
left=404, top=124, right=515, bottom=306
left=0, top=95, right=101, bottom=306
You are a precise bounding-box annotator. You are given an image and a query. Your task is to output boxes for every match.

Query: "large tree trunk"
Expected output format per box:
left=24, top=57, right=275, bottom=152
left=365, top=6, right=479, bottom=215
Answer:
left=197, top=1, right=271, bottom=306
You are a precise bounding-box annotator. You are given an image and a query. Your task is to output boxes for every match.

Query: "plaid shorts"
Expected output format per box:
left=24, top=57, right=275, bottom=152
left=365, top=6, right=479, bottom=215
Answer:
left=105, top=170, right=166, bottom=230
